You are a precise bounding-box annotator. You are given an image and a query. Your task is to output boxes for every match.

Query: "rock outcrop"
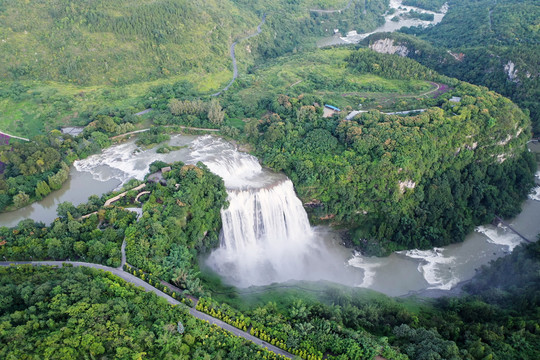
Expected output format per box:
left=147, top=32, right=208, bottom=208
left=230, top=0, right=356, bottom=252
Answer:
left=369, top=38, right=409, bottom=57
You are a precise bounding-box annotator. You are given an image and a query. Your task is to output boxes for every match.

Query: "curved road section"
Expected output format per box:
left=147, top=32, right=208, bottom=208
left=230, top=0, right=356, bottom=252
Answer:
left=211, top=14, right=267, bottom=97
left=0, top=260, right=293, bottom=359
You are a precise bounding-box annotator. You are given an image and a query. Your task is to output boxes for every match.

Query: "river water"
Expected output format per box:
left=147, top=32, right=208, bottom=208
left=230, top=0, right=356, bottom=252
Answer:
left=317, top=0, right=448, bottom=47
left=1, top=135, right=538, bottom=297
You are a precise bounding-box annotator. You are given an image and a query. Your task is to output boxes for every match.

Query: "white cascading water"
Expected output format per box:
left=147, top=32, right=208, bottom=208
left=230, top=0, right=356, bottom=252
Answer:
left=208, top=180, right=321, bottom=287
left=190, top=136, right=360, bottom=287
left=46, top=134, right=540, bottom=294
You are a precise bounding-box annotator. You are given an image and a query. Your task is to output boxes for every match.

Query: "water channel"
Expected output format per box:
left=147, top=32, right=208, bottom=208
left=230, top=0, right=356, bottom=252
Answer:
left=1, top=135, right=538, bottom=297
left=317, top=0, right=448, bottom=47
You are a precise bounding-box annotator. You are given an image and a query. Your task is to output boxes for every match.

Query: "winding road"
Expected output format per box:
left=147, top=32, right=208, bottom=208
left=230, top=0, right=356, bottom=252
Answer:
left=211, top=14, right=267, bottom=97
left=0, top=240, right=294, bottom=359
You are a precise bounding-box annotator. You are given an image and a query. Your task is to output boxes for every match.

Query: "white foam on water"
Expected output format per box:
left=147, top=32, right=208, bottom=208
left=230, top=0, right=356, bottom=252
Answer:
left=74, top=142, right=150, bottom=186
left=339, top=0, right=448, bottom=44
left=347, top=253, right=381, bottom=288
left=476, top=225, right=522, bottom=251
left=188, top=135, right=282, bottom=189
left=529, top=186, right=540, bottom=201
left=188, top=136, right=262, bottom=187
left=400, top=248, right=459, bottom=290
left=529, top=171, right=540, bottom=201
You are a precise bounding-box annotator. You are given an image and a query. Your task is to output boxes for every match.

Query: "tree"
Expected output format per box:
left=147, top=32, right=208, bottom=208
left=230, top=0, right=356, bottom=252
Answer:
left=57, top=201, right=81, bottom=219
left=208, top=99, right=225, bottom=125
left=13, top=191, right=30, bottom=208
left=35, top=180, right=51, bottom=199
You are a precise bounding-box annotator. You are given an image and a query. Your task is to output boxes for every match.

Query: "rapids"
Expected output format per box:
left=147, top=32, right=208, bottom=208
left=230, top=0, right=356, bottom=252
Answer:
left=1, top=135, right=539, bottom=296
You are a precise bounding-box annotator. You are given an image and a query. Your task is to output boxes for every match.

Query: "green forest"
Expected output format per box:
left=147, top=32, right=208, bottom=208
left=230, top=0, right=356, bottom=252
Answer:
left=218, top=48, right=535, bottom=254
left=1, top=0, right=539, bottom=359
left=0, top=265, right=290, bottom=360
left=378, top=0, right=540, bottom=133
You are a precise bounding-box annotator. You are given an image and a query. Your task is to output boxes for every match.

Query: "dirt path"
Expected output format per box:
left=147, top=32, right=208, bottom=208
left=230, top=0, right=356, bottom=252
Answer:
left=0, top=130, right=30, bottom=142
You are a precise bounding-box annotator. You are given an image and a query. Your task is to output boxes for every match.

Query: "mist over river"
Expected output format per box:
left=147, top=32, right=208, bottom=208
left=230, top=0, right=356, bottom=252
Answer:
left=1, top=135, right=539, bottom=296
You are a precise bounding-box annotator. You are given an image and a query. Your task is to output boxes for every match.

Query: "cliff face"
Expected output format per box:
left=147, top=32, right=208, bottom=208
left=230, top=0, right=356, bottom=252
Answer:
left=369, top=38, right=409, bottom=57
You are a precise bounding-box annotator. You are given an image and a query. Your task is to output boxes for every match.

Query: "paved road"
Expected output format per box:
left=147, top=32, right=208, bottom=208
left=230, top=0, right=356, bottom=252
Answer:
left=211, top=14, right=266, bottom=97
left=111, top=125, right=219, bottom=140
left=191, top=309, right=293, bottom=358
left=0, top=130, right=30, bottom=142
left=0, top=260, right=293, bottom=358
left=134, top=109, right=153, bottom=116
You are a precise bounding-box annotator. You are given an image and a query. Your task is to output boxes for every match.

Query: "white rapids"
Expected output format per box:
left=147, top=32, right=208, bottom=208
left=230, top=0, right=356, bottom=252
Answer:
left=195, top=136, right=361, bottom=287
left=399, top=248, right=459, bottom=290
left=476, top=225, right=523, bottom=252
left=15, top=134, right=536, bottom=296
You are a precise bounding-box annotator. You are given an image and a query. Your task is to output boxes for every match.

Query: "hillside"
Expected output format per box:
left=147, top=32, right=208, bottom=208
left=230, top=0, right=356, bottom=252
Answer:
left=0, top=0, right=389, bottom=137
left=0, top=0, right=389, bottom=86
left=371, top=0, right=540, bottom=133
left=214, top=48, right=536, bottom=253
left=0, top=0, right=258, bottom=86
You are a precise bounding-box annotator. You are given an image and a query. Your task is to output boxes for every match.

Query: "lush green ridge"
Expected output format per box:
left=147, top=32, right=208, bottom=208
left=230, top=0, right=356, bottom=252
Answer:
left=230, top=48, right=534, bottom=253
left=222, top=48, right=435, bottom=118
left=388, top=0, right=540, bottom=133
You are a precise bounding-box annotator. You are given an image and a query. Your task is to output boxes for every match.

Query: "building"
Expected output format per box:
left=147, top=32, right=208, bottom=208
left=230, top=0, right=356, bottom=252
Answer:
left=323, top=104, right=341, bottom=118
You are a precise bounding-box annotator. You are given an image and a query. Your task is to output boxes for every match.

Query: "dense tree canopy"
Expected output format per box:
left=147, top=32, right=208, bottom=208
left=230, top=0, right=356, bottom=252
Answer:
left=242, top=50, right=535, bottom=254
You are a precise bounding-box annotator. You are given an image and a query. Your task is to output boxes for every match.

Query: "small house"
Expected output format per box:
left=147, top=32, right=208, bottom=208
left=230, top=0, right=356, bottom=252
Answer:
left=323, top=104, right=341, bottom=118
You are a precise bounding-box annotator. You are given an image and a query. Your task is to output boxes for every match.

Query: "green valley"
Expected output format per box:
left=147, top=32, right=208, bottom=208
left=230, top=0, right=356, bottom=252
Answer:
left=1, top=1, right=539, bottom=359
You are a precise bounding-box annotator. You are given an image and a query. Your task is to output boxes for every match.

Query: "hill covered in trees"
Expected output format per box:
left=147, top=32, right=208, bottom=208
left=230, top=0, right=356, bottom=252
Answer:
left=0, top=0, right=389, bottom=137
left=365, top=0, right=540, bottom=133
left=221, top=48, right=535, bottom=254
left=0, top=0, right=388, bottom=86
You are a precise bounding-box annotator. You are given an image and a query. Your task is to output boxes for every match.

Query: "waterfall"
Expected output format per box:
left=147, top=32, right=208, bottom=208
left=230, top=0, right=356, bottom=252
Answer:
left=188, top=135, right=362, bottom=287
left=207, top=180, right=318, bottom=286
left=221, top=180, right=313, bottom=252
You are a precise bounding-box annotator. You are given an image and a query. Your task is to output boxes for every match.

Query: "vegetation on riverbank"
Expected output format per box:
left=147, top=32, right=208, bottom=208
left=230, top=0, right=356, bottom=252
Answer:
left=124, top=161, right=228, bottom=297
left=232, top=49, right=535, bottom=254
left=389, top=0, right=540, bottom=133
left=0, top=265, right=289, bottom=359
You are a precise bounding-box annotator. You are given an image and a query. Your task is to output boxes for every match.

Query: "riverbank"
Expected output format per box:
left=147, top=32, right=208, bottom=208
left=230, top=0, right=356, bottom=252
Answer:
left=317, top=0, right=448, bottom=47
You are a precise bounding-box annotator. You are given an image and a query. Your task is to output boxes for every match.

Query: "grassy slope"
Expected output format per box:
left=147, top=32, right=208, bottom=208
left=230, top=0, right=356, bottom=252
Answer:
left=0, top=0, right=258, bottom=85
left=0, top=0, right=390, bottom=137
left=393, top=0, right=540, bottom=133
left=226, top=47, right=435, bottom=117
